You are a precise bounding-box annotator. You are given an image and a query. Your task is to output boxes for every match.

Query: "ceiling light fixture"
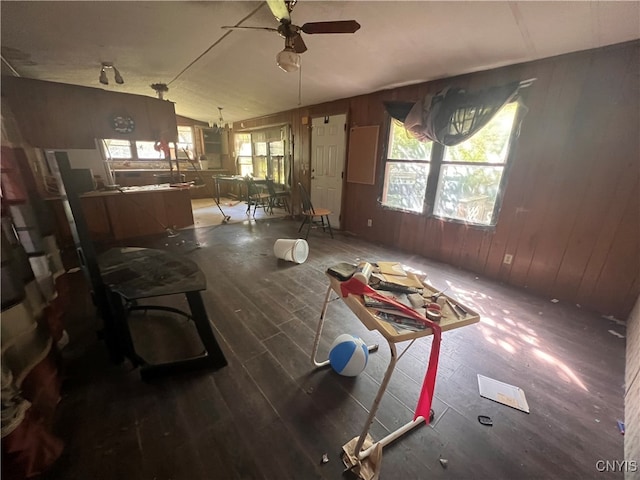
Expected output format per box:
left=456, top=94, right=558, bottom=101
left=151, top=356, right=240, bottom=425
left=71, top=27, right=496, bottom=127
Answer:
left=99, top=62, right=124, bottom=85
left=150, top=83, right=169, bottom=100
left=276, top=37, right=300, bottom=73
left=210, top=107, right=228, bottom=132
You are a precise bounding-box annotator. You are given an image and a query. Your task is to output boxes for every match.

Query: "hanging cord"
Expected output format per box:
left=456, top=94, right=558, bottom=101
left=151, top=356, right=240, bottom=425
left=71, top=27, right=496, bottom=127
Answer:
left=168, top=3, right=266, bottom=86
left=298, top=63, right=302, bottom=106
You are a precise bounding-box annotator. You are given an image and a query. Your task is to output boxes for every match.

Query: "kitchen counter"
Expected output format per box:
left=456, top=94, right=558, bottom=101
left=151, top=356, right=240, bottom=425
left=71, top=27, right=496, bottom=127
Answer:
left=48, top=184, right=196, bottom=246
left=112, top=169, right=228, bottom=199
left=81, top=182, right=201, bottom=197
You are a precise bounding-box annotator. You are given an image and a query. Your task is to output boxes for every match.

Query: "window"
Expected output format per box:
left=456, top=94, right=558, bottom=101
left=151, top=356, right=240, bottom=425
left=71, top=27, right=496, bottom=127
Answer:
left=382, top=121, right=432, bottom=212
left=381, top=102, right=519, bottom=226
left=102, top=139, right=133, bottom=159
left=136, top=141, right=164, bottom=159
left=174, top=126, right=194, bottom=159
left=233, top=126, right=290, bottom=186
left=235, top=133, right=253, bottom=176
left=101, top=128, right=195, bottom=162
left=253, top=141, right=268, bottom=179
left=269, top=140, right=285, bottom=185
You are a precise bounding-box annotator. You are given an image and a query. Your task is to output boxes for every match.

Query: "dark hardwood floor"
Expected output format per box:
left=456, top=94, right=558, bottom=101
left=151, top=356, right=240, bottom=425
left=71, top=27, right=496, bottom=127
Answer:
left=43, top=214, right=626, bottom=479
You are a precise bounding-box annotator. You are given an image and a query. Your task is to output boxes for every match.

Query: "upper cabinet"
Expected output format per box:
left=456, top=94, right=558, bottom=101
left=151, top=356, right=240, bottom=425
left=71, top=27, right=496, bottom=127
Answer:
left=201, top=128, right=222, bottom=155
left=2, top=77, right=178, bottom=149
left=195, top=126, right=229, bottom=169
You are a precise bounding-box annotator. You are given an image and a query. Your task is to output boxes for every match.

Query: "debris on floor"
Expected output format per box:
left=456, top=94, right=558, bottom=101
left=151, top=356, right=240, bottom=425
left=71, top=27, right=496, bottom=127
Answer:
left=439, top=458, right=448, bottom=469
left=617, top=420, right=625, bottom=435
left=550, top=298, right=559, bottom=303
left=321, top=453, right=329, bottom=464
left=477, top=374, right=530, bottom=413
left=478, top=415, right=493, bottom=426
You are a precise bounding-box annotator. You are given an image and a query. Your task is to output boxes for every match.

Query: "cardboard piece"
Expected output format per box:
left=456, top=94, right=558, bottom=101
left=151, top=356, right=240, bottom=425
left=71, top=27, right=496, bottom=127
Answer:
left=377, top=262, right=407, bottom=277
left=341, top=434, right=383, bottom=480
left=380, top=273, right=423, bottom=289
left=477, top=374, right=530, bottom=413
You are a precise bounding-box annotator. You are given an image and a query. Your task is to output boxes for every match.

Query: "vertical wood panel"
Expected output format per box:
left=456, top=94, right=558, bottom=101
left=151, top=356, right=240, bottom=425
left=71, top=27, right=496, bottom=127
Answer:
left=496, top=64, right=554, bottom=286
left=553, top=47, right=639, bottom=301
left=488, top=54, right=590, bottom=285
left=524, top=50, right=629, bottom=296
left=589, top=192, right=640, bottom=312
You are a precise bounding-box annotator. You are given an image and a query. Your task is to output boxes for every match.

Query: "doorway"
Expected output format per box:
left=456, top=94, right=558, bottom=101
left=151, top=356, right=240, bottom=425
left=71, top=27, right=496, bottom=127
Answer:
left=310, top=114, right=347, bottom=229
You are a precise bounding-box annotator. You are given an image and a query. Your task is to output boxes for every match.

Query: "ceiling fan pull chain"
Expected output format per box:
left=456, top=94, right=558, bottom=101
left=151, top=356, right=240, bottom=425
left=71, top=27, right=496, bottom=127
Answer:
left=298, top=63, right=302, bottom=106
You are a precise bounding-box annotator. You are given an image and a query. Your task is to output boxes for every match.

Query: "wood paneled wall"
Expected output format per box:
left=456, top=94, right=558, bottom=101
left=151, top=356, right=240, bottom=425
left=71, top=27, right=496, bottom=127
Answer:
left=235, top=41, right=639, bottom=319
left=1, top=77, right=178, bottom=148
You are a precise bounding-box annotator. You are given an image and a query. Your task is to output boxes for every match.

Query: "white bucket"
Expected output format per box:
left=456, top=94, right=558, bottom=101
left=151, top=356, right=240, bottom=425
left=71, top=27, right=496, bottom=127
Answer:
left=273, top=239, right=309, bottom=264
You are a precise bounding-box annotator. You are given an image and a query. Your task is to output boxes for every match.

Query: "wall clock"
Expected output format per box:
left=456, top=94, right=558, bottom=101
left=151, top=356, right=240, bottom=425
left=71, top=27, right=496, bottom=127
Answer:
left=111, top=115, right=135, bottom=134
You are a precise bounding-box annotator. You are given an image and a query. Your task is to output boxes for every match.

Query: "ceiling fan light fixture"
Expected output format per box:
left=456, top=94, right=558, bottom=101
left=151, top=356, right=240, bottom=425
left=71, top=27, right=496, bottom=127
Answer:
left=276, top=47, right=300, bottom=73
left=100, top=62, right=125, bottom=85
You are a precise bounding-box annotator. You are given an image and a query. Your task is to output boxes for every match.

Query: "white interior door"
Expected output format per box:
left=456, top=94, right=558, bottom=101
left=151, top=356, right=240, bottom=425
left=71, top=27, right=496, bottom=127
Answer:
left=311, top=114, right=346, bottom=229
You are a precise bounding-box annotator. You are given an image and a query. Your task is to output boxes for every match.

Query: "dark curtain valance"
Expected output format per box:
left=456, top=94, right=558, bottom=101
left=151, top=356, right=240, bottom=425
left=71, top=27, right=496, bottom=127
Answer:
left=384, top=81, right=522, bottom=146
left=382, top=101, right=415, bottom=123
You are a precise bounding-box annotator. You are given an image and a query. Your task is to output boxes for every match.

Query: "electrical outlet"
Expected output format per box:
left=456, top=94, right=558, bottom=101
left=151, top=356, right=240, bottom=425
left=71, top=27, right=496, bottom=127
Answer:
left=367, top=219, right=372, bottom=227
left=503, top=254, right=513, bottom=265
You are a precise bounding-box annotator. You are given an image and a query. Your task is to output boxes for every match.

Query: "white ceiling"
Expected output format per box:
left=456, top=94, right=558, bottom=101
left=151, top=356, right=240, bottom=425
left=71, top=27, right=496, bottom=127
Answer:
left=2, top=1, right=639, bottom=125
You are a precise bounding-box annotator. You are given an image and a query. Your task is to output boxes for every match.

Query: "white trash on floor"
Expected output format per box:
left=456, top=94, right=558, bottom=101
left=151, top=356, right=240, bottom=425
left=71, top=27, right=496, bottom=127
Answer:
left=273, top=238, right=309, bottom=264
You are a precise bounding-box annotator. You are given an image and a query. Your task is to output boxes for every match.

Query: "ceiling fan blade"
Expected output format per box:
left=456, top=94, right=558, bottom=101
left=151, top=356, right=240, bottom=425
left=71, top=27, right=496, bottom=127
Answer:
left=301, top=20, right=361, bottom=35
left=266, top=0, right=291, bottom=22
left=221, top=26, right=279, bottom=33
left=292, top=33, right=307, bottom=53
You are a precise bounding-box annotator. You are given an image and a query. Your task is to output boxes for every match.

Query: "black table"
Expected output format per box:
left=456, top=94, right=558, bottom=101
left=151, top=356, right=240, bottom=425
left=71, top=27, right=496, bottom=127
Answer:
left=98, top=247, right=227, bottom=379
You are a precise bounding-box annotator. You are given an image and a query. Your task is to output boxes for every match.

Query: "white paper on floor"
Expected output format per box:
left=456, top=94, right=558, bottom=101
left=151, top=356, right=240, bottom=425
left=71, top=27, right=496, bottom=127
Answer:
left=477, top=374, right=530, bottom=413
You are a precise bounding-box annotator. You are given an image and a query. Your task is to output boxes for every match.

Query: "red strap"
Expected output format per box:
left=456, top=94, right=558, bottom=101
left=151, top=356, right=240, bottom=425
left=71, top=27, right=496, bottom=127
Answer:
left=339, top=278, right=441, bottom=423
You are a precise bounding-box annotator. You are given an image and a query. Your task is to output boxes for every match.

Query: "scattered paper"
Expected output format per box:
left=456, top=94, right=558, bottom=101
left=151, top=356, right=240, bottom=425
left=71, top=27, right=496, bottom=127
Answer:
left=321, top=453, right=329, bottom=464
left=477, top=374, right=530, bottom=413
left=439, top=458, right=448, bottom=469
left=66, top=267, right=81, bottom=274
left=550, top=298, right=559, bottom=303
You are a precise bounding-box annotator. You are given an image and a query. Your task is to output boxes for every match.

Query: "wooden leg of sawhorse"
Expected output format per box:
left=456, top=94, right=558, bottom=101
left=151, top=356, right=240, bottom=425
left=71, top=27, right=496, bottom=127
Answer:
left=310, top=285, right=379, bottom=368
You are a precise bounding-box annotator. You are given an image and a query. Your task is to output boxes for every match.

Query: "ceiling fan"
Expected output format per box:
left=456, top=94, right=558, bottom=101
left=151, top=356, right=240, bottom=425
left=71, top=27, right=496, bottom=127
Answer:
left=222, top=0, right=361, bottom=72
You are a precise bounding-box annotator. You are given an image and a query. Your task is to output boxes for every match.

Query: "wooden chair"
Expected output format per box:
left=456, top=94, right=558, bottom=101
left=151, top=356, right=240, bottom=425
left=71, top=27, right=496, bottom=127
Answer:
left=265, top=178, right=290, bottom=214
left=298, top=182, right=333, bottom=239
left=246, top=179, right=270, bottom=217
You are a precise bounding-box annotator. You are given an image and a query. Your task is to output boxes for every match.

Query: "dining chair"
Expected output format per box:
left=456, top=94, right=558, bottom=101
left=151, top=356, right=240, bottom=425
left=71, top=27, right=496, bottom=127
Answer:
left=298, top=182, right=333, bottom=239
left=265, top=178, right=290, bottom=214
left=246, top=179, right=270, bottom=217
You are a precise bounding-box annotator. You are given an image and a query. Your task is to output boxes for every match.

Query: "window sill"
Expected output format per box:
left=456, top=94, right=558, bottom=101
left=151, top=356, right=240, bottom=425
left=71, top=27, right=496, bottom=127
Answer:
left=379, top=203, right=497, bottom=230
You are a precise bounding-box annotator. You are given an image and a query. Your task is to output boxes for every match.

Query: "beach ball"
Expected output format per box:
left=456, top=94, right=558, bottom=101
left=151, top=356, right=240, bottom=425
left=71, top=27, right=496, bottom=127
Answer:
left=329, top=334, right=369, bottom=377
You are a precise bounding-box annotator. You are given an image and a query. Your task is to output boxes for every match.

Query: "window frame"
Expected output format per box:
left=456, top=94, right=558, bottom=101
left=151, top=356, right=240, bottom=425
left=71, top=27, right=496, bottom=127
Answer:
left=101, top=127, right=195, bottom=162
left=233, top=125, right=291, bottom=188
left=380, top=99, right=523, bottom=228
